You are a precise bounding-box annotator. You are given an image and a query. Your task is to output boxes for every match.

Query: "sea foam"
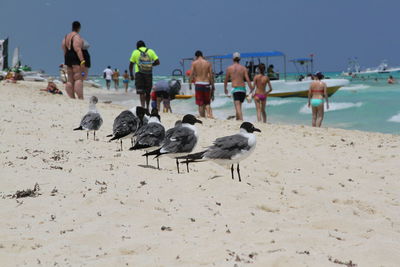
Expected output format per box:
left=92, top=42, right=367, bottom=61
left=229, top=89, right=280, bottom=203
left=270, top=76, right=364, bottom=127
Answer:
left=388, top=112, right=400, bottom=123
left=299, top=102, right=363, bottom=114
left=267, top=99, right=296, bottom=106
left=340, top=84, right=370, bottom=91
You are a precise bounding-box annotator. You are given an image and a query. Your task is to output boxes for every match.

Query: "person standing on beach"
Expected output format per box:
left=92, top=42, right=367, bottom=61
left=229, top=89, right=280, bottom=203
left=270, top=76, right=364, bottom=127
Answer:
left=129, top=40, right=160, bottom=110
left=189, top=50, right=215, bottom=118
left=112, top=68, right=120, bottom=90
left=62, top=21, right=89, bottom=99
left=103, top=66, right=113, bottom=90
left=224, top=52, right=253, bottom=120
left=253, top=63, right=272, bottom=123
left=122, top=70, right=130, bottom=92
left=308, top=72, right=329, bottom=127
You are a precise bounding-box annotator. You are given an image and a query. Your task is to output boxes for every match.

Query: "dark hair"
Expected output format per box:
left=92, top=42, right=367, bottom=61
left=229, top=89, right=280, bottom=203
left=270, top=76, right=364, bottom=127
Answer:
left=136, top=40, right=146, bottom=49
left=107, top=66, right=111, bottom=68
left=258, top=63, right=266, bottom=73
left=195, top=50, right=203, bottom=58
left=315, top=72, right=324, bottom=80
left=233, top=57, right=240, bottom=62
left=72, top=21, right=81, bottom=31
left=268, top=64, right=274, bottom=68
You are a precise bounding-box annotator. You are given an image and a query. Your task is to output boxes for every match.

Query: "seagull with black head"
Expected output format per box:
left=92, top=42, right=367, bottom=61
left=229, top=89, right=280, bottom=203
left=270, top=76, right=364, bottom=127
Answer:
left=179, top=122, right=261, bottom=181
left=143, top=114, right=202, bottom=173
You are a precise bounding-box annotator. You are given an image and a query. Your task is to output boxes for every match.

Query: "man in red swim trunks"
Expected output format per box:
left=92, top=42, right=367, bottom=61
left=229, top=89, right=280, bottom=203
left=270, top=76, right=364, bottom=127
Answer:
left=189, top=50, right=214, bottom=118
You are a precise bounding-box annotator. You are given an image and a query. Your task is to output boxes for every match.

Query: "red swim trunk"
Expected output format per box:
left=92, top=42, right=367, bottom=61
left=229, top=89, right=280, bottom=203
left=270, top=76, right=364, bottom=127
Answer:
left=195, top=83, right=211, bottom=106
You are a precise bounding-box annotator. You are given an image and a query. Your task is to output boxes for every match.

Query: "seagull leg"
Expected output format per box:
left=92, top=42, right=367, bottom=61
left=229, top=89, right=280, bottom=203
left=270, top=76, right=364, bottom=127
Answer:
left=120, top=140, right=123, bottom=151
left=237, top=163, right=241, bottom=182
left=87, top=132, right=89, bottom=140
left=186, top=157, right=189, bottom=173
left=93, top=131, right=96, bottom=141
left=131, top=138, right=134, bottom=147
left=145, top=151, right=148, bottom=166
left=157, top=158, right=160, bottom=169
left=231, top=164, right=234, bottom=180
left=176, top=159, right=180, bottom=174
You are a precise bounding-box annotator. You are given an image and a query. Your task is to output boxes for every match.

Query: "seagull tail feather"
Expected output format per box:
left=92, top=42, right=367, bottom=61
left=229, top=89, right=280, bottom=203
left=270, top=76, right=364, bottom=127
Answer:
left=142, top=148, right=162, bottom=158
left=73, top=126, right=83, bottom=131
left=177, top=151, right=206, bottom=164
left=129, top=143, right=151, bottom=151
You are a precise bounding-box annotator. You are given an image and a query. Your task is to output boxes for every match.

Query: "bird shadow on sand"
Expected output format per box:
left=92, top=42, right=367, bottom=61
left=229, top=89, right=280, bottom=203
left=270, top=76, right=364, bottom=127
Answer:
left=138, top=164, right=158, bottom=170
left=209, top=175, right=223, bottom=180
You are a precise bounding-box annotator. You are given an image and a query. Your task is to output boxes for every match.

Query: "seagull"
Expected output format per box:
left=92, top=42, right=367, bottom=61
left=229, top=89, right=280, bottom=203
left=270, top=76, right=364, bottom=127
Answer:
left=129, top=109, right=165, bottom=168
left=178, top=122, right=260, bottom=182
left=107, top=106, right=149, bottom=151
left=73, top=96, right=103, bottom=140
left=143, top=114, right=202, bottom=173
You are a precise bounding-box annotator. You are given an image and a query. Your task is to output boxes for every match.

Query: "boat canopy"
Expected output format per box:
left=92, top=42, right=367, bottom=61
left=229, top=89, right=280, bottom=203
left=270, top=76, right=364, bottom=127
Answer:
left=290, top=58, right=313, bottom=63
left=290, top=55, right=314, bottom=76
left=178, top=51, right=286, bottom=81
left=211, top=51, right=285, bottom=59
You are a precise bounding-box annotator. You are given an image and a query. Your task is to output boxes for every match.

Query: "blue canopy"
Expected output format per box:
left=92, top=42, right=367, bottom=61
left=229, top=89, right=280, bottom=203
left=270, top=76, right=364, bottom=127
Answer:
left=210, top=51, right=285, bottom=60
left=290, top=58, right=313, bottom=62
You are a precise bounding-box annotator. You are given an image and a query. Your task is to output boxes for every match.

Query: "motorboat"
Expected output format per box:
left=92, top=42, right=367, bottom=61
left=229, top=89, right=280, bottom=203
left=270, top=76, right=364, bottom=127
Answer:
left=174, top=51, right=348, bottom=98
left=343, top=59, right=400, bottom=76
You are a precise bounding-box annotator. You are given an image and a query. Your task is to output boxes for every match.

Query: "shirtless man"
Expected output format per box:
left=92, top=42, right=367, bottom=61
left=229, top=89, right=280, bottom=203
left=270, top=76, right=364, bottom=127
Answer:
left=253, top=64, right=272, bottom=123
left=224, top=52, right=253, bottom=120
left=189, top=50, right=214, bottom=118
left=308, top=72, right=329, bottom=127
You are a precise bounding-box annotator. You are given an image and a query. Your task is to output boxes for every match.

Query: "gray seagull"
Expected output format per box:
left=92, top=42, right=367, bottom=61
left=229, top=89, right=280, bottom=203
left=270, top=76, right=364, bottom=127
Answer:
left=74, top=96, right=103, bottom=140
left=179, top=122, right=260, bottom=182
left=129, top=109, right=165, bottom=168
left=143, top=114, right=202, bottom=173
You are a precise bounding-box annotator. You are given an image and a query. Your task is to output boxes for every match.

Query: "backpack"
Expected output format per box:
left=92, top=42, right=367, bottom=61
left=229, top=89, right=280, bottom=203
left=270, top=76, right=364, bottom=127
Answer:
left=138, top=48, right=153, bottom=74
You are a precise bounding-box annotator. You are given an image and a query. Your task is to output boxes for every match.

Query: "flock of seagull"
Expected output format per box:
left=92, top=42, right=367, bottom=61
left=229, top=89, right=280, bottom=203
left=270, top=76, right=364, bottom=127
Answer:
left=74, top=96, right=261, bottom=181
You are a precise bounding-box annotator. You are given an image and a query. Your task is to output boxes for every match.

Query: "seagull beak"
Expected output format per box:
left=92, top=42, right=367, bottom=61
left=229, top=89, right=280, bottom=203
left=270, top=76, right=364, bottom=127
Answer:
left=196, top=119, right=203, bottom=124
left=254, top=127, right=261, bottom=132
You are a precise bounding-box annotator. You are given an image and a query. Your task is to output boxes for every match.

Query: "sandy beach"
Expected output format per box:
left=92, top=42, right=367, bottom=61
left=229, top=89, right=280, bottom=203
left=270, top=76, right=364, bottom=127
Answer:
left=0, top=81, right=399, bottom=266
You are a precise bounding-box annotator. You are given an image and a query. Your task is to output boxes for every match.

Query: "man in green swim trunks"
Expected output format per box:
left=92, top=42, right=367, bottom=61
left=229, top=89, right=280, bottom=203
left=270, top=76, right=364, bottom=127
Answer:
left=224, top=52, right=253, bottom=120
left=129, top=40, right=160, bottom=110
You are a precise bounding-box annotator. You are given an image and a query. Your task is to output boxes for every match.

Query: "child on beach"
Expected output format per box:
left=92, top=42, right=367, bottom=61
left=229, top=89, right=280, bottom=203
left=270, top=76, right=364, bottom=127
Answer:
left=41, top=78, right=63, bottom=94
left=253, top=64, right=272, bottom=123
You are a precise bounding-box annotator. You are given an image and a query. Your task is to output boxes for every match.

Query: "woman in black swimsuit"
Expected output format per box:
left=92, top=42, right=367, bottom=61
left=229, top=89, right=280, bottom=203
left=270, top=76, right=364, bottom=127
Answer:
left=62, top=21, right=90, bottom=99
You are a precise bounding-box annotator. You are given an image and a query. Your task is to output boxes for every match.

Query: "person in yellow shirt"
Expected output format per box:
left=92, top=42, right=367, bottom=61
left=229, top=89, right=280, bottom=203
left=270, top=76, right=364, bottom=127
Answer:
left=129, top=40, right=160, bottom=110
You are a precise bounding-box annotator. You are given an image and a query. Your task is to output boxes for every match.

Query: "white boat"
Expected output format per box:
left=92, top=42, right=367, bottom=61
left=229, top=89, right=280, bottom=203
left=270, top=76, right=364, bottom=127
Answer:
left=174, top=51, right=348, bottom=99
left=178, top=79, right=348, bottom=98
left=22, top=71, right=47, bottom=82
left=343, top=59, right=400, bottom=76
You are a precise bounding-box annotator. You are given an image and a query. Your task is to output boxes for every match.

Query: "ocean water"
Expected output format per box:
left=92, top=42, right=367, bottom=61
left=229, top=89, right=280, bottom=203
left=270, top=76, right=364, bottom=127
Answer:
left=89, top=72, right=400, bottom=135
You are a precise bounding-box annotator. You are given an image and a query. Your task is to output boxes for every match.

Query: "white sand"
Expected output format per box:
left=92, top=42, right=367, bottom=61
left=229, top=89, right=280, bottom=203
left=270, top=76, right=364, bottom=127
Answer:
left=0, top=81, right=399, bottom=266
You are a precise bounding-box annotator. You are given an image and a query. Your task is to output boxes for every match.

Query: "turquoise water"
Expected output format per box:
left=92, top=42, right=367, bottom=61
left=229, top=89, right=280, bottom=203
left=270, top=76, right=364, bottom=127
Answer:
left=89, top=72, right=400, bottom=135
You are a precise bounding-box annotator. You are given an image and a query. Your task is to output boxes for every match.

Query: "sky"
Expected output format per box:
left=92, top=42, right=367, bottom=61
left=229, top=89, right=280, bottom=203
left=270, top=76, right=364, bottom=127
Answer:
left=1, top=0, right=400, bottom=75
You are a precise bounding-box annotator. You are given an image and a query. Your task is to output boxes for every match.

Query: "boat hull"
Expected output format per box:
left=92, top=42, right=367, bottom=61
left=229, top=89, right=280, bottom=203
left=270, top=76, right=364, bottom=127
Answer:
left=269, top=86, right=341, bottom=98
left=177, top=79, right=348, bottom=99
